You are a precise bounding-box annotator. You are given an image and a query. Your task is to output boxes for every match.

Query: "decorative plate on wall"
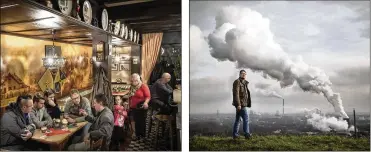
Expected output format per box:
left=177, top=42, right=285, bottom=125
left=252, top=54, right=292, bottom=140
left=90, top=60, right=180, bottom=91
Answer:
left=114, top=21, right=121, bottom=35
left=124, top=26, right=128, bottom=40
left=82, top=0, right=93, bottom=24
left=133, top=31, right=137, bottom=43
left=58, top=0, right=73, bottom=16
left=101, top=9, right=109, bottom=31
left=120, top=23, right=125, bottom=38
left=130, top=29, right=133, bottom=41
left=136, top=32, right=140, bottom=43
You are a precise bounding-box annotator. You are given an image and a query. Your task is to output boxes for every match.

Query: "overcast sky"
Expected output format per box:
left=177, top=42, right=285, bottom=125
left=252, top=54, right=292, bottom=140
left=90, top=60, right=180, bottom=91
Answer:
left=190, top=1, right=370, bottom=114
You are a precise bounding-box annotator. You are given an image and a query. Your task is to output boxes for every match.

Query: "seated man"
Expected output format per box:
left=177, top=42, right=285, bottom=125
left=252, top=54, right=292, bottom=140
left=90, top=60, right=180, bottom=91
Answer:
left=68, top=94, right=114, bottom=151
left=0, top=95, right=37, bottom=150
left=64, top=89, right=93, bottom=142
left=150, top=73, right=174, bottom=115
left=30, top=93, right=53, bottom=129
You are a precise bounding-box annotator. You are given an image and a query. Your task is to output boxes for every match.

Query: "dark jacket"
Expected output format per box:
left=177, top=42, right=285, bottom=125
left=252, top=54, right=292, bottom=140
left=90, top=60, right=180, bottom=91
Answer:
left=0, top=102, right=36, bottom=147
left=86, top=107, right=114, bottom=149
left=44, top=100, right=61, bottom=119
left=232, top=78, right=252, bottom=107
left=151, top=79, right=173, bottom=102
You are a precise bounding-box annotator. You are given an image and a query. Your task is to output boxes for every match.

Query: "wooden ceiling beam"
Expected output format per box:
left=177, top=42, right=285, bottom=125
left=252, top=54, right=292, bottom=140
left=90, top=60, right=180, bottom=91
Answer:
left=117, top=14, right=181, bottom=22
left=0, top=17, right=54, bottom=25
left=107, top=4, right=180, bottom=21
left=128, top=19, right=181, bottom=25
left=104, top=0, right=154, bottom=7
left=134, top=24, right=181, bottom=29
left=141, top=28, right=181, bottom=33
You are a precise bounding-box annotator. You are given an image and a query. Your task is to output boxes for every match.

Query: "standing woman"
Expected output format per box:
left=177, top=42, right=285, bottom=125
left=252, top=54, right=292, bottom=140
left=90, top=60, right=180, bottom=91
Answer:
left=126, top=73, right=151, bottom=140
left=43, top=89, right=61, bottom=119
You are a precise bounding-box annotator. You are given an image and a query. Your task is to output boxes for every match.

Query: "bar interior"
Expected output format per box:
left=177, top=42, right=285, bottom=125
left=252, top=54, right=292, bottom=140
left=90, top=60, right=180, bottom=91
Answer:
left=0, top=0, right=181, bottom=151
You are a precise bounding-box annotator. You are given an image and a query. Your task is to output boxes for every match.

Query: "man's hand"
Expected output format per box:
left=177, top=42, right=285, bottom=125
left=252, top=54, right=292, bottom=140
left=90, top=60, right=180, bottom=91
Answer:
left=143, top=103, right=149, bottom=109
left=47, top=100, right=56, bottom=107
left=237, top=106, right=241, bottom=111
left=79, top=109, right=88, bottom=116
left=67, top=117, right=76, bottom=123
left=21, top=130, right=32, bottom=141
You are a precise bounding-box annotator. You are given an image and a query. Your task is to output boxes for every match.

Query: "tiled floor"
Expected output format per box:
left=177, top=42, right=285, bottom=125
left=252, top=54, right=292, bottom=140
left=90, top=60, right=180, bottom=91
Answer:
left=122, top=109, right=169, bottom=151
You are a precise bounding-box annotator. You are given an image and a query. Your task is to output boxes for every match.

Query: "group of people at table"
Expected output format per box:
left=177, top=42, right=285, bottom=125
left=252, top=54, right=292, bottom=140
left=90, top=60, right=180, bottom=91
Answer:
left=0, top=73, right=176, bottom=151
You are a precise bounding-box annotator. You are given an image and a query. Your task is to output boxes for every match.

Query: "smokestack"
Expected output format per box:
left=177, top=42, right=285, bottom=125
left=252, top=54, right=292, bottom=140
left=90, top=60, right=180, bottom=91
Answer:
left=282, top=99, right=285, bottom=116
left=353, top=108, right=357, bottom=138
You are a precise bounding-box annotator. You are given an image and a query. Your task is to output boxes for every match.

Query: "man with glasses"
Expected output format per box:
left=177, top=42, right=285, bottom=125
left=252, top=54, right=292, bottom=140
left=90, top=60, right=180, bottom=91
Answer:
left=64, top=89, right=92, bottom=143
left=232, top=70, right=252, bottom=140
left=0, top=95, right=37, bottom=150
left=30, top=93, right=53, bottom=129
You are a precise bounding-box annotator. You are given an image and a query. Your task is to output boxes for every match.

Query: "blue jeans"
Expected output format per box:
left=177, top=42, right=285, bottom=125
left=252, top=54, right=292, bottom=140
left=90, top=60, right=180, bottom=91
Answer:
left=72, top=122, right=92, bottom=143
left=232, top=107, right=250, bottom=138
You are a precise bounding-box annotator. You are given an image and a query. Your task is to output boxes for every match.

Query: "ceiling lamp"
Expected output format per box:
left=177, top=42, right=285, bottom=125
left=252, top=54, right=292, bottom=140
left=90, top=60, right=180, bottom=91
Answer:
left=42, top=29, right=66, bottom=69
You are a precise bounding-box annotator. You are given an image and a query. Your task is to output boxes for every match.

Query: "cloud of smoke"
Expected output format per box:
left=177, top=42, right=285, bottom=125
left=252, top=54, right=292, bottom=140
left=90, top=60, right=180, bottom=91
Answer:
left=255, top=82, right=283, bottom=99
left=207, top=5, right=349, bottom=118
left=307, top=113, right=349, bottom=132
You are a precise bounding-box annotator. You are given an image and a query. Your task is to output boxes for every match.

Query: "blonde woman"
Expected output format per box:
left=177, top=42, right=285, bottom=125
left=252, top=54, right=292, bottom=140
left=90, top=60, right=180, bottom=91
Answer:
left=124, top=73, right=151, bottom=140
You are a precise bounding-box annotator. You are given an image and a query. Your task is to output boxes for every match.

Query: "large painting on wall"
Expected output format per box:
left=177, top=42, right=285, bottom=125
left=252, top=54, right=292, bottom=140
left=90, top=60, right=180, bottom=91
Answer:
left=0, top=34, right=93, bottom=107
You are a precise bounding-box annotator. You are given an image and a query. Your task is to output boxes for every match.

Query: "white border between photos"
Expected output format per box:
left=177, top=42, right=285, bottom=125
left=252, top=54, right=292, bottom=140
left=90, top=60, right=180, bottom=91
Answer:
left=181, top=0, right=190, bottom=151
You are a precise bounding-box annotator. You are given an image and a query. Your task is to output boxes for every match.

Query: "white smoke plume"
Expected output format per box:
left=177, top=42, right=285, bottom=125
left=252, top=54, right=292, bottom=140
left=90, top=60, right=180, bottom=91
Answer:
left=256, top=88, right=283, bottom=99
left=255, top=82, right=283, bottom=99
left=307, top=113, right=349, bottom=132
left=207, top=6, right=349, bottom=118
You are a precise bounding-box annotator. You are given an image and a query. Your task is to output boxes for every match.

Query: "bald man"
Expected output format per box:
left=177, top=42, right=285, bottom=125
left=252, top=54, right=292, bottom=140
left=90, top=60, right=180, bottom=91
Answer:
left=150, top=73, right=173, bottom=115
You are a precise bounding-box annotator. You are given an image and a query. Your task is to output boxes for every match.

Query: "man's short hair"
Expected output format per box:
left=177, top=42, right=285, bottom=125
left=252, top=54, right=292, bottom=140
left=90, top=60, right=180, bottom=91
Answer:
left=16, top=94, right=32, bottom=106
left=70, top=89, right=80, bottom=96
left=240, top=70, right=246, bottom=74
left=33, top=92, right=44, bottom=103
left=44, top=88, right=55, bottom=97
left=94, top=93, right=107, bottom=106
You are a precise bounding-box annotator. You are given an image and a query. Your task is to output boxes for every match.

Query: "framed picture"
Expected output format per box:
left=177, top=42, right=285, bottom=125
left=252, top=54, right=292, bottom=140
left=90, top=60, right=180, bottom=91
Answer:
left=112, top=63, right=118, bottom=71
left=95, top=42, right=105, bottom=62
left=119, top=63, right=130, bottom=71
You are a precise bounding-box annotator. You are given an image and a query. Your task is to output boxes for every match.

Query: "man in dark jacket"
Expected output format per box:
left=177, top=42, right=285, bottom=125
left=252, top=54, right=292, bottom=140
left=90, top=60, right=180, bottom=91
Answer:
left=150, top=73, right=174, bottom=115
left=68, top=93, right=114, bottom=151
left=0, top=95, right=37, bottom=150
left=232, top=70, right=252, bottom=139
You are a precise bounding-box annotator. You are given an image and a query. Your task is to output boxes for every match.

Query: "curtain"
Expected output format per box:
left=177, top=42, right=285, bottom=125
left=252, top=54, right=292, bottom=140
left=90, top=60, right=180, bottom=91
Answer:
left=141, top=33, right=163, bottom=84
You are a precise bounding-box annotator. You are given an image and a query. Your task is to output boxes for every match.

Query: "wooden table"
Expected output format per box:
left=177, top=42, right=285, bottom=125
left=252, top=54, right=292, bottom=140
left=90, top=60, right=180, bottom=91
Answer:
left=31, top=121, right=88, bottom=151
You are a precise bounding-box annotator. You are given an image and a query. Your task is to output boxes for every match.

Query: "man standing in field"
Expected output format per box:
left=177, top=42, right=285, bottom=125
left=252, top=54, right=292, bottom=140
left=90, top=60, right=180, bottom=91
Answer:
left=232, top=70, right=252, bottom=139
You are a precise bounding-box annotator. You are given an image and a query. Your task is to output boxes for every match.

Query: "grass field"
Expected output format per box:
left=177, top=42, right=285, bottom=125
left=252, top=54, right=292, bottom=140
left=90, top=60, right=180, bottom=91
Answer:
left=190, top=135, right=370, bottom=151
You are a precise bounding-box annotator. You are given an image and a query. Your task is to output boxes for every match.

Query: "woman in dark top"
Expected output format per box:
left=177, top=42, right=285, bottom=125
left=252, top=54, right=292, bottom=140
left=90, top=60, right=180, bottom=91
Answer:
left=43, top=89, right=61, bottom=119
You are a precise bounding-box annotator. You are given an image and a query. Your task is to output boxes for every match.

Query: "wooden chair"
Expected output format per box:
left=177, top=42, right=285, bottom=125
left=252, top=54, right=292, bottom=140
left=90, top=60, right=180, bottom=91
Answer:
left=153, top=114, right=175, bottom=150
left=89, top=136, right=108, bottom=151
